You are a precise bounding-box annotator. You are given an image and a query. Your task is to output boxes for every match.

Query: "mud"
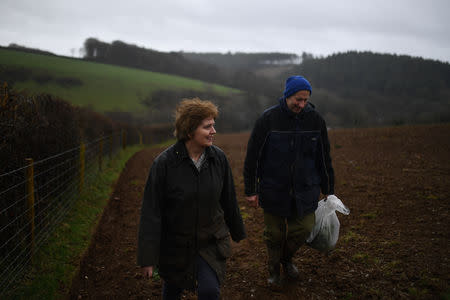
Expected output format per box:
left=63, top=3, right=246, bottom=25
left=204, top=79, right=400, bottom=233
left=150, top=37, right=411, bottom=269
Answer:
left=69, top=124, right=450, bottom=299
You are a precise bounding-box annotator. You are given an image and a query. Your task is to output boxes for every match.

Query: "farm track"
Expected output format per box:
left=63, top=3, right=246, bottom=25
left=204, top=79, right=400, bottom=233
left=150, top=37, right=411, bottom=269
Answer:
left=69, top=124, right=450, bottom=299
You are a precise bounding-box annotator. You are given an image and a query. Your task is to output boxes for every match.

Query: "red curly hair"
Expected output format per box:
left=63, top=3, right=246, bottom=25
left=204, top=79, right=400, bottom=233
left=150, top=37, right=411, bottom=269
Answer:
left=174, top=98, right=219, bottom=141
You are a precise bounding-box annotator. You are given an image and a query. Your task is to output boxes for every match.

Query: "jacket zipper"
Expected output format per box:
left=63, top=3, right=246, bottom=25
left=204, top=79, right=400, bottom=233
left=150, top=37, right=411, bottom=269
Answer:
left=254, top=132, right=270, bottom=193
left=193, top=163, right=200, bottom=286
left=319, top=138, right=330, bottom=193
left=261, top=130, right=329, bottom=193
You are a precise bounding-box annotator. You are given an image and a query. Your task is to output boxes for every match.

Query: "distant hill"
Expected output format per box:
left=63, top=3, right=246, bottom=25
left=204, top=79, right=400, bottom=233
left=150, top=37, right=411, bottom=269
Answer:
left=0, top=48, right=238, bottom=123
left=2, top=41, right=449, bottom=128
left=81, top=38, right=281, bottom=100
left=0, top=47, right=266, bottom=132
left=298, top=51, right=450, bottom=99
left=181, top=52, right=301, bottom=71
left=180, top=50, right=450, bottom=126
left=2, top=43, right=58, bottom=57
left=287, top=51, right=450, bottom=126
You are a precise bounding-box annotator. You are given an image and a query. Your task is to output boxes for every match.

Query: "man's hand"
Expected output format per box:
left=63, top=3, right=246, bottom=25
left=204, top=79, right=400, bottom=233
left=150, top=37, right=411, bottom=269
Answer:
left=142, top=266, right=153, bottom=279
left=246, top=195, right=259, bottom=208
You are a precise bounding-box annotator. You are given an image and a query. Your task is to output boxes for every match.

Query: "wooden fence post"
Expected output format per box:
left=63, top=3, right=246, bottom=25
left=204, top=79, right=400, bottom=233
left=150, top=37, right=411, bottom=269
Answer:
left=79, top=142, right=85, bottom=193
left=122, top=130, right=127, bottom=150
left=1, top=82, right=8, bottom=107
left=98, top=139, right=103, bottom=171
left=109, top=135, right=113, bottom=159
left=25, top=158, right=35, bottom=260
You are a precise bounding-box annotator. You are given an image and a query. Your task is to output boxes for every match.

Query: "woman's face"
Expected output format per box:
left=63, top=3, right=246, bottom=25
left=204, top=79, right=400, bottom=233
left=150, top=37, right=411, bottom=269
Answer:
left=190, top=117, right=216, bottom=148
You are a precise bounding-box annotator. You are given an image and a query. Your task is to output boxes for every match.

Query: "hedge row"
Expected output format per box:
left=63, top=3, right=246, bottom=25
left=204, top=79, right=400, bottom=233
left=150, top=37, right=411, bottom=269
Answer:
left=0, top=82, right=172, bottom=174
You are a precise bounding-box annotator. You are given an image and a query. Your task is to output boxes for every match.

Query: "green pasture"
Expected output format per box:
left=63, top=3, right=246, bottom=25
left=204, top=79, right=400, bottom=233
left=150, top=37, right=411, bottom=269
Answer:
left=0, top=48, right=237, bottom=113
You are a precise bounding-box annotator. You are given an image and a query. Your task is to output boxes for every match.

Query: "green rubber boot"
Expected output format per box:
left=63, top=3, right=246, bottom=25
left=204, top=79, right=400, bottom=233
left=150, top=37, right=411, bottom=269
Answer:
left=266, top=243, right=282, bottom=287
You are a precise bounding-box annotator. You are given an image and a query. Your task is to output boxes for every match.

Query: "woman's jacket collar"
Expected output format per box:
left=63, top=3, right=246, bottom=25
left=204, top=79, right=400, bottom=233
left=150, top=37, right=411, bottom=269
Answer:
left=171, top=140, right=218, bottom=167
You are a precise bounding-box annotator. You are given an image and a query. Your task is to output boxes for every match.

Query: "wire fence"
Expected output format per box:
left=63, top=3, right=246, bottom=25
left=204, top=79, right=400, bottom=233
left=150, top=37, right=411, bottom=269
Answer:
left=0, top=130, right=130, bottom=295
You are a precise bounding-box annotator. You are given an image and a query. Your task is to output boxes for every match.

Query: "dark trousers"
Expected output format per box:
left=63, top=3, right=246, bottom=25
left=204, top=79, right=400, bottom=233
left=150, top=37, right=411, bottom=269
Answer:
left=162, top=255, right=220, bottom=300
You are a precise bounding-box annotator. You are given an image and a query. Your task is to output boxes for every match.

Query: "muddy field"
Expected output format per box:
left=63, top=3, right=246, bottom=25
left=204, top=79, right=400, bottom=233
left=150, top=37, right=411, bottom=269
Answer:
left=69, top=124, right=450, bottom=299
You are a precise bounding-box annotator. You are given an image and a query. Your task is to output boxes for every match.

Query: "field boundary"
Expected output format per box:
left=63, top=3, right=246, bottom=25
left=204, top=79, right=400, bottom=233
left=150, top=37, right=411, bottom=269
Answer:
left=0, top=131, right=135, bottom=296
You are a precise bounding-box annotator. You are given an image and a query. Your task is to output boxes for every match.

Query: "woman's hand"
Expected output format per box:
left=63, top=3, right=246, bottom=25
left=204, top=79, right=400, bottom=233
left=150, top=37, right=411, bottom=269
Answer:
left=142, top=266, right=153, bottom=279
left=246, top=195, right=259, bottom=208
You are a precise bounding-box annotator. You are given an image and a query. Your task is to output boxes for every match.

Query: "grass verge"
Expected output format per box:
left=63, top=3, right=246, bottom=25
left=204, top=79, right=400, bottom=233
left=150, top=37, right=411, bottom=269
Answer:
left=4, top=145, right=145, bottom=300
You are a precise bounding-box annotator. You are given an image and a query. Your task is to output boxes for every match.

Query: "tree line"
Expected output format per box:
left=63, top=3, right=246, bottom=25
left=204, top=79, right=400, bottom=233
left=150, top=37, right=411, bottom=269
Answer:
left=181, top=51, right=300, bottom=71
left=82, top=38, right=281, bottom=100
left=146, top=49, right=450, bottom=127
left=4, top=40, right=450, bottom=128
left=287, top=51, right=450, bottom=126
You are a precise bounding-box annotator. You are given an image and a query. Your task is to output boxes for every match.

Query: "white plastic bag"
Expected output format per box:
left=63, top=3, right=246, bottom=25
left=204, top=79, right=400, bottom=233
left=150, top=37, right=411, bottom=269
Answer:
left=306, top=195, right=350, bottom=253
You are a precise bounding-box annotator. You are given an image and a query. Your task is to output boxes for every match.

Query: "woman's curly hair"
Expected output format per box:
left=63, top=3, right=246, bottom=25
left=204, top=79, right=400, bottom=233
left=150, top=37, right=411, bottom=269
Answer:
left=174, top=98, right=218, bottom=141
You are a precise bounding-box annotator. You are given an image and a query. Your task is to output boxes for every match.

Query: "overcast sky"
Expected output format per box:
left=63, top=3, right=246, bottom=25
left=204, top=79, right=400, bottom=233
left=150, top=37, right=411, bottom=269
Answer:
left=1, top=0, right=449, bottom=63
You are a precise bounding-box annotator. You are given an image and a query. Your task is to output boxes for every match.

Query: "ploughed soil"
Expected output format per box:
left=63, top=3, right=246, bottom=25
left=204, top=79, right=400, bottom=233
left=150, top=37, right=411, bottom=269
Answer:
left=69, top=124, right=450, bottom=299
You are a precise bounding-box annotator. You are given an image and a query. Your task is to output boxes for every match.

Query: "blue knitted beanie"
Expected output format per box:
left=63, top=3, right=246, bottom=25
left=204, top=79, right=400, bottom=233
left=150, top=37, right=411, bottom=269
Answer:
left=283, top=76, right=312, bottom=98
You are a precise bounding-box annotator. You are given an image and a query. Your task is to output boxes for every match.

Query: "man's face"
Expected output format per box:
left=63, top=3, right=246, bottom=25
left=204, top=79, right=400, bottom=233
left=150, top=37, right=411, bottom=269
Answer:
left=286, top=90, right=310, bottom=114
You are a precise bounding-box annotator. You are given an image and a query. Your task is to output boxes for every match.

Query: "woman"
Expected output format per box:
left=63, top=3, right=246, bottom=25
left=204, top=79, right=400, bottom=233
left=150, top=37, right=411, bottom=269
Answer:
left=137, top=98, right=246, bottom=300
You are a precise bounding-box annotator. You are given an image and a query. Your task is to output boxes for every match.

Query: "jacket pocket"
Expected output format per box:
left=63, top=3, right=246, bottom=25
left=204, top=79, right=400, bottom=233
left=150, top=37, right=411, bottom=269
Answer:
left=303, top=172, right=321, bottom=186
left=214, top=226, right=231, bottom=259
left=160, top=236, right=190, bottom=270
left=303, top=135, right=319, bottom=157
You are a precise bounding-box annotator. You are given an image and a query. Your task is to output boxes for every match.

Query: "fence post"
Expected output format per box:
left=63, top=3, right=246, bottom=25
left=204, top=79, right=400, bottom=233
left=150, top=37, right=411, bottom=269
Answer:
left=98, top=139, right=103, bottom=171
left=25, top=158, right=35, bottom=260
left=79, top=142, right=85, bottom=193
left=1, top=82, right=7, bottom=107
left=122, top=129, right=127, bottom=150
left=138, top=131, right=143, bottom=145
left=109, top=135, right=113, bottom=159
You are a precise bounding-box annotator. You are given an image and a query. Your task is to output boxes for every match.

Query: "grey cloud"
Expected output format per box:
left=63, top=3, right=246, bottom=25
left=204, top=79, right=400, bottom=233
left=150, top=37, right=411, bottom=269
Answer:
left=0, top=0, right=449, bottom=62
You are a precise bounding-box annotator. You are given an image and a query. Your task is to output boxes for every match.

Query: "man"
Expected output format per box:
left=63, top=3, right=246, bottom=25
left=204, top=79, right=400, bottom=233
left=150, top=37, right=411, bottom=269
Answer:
left=243, top=75, right=334, bottom=286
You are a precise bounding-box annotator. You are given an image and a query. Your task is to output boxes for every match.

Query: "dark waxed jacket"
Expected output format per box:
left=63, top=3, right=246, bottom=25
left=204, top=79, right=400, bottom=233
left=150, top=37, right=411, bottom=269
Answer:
left=137, top=141, right=246, bottom=289
left=244, top=98, right=335, bottom=217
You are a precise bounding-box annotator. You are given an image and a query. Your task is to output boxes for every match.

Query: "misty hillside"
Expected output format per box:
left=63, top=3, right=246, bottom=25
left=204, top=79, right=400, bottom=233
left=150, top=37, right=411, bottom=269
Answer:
left=179, top=50, right=450, bottom=126
left=181, top=52, right=301, bottom=71
left=76, top=39, right=450, bottom=127
left=2, top=41, right=450, bottom=128
left=81, top=38, right=450, bottom=126
left=298, top=51, right=450, bottom=99
left=0, top=47, right=261, bottom=133
left=291, top=52, right=450, bottom=126
left=0, top=47, right=239, bottom=125
left=81, top=38, right=280, bottom=100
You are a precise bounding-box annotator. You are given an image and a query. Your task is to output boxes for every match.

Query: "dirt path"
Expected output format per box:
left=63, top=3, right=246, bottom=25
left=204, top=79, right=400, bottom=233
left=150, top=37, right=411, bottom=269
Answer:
left=69, top=124, right=450, bottom=299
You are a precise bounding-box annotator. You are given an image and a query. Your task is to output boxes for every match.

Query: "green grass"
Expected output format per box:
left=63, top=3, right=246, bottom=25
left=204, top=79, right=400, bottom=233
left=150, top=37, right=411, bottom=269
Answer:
left=361, top=212, right=377, bottom=219
left=351, top=252, right=370, bottom=264
left=0, top=48, right=238, bottom=113
left=341, top=230, right=364, bottom=243
left=4, top=145, right=145, bottom=300
left=153, top=138, right=176, bottom=148
left=441, top=289, right=450, bottom=300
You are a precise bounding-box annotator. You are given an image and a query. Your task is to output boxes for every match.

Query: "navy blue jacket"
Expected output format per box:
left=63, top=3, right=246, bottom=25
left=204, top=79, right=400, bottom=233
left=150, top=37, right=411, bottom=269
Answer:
left=244, top=98, right=334, bottom=217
